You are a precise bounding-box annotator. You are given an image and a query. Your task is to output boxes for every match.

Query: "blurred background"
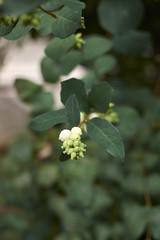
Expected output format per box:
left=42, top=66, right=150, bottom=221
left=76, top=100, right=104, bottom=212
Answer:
left=0, top=0, right=160, bottom=239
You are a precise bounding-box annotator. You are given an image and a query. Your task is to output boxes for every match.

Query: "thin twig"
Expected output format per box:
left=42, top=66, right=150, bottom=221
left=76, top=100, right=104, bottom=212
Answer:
left=39, top=6, right=58, bottom=19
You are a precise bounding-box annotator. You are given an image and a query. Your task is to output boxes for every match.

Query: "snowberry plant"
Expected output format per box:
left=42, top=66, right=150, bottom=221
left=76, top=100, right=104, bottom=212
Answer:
left=0, top=0, right=149, bottom=162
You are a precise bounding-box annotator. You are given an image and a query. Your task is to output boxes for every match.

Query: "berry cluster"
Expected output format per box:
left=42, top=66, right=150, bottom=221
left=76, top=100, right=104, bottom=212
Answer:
left=59, top=127, right=86, bottom=160
left=19, top=9, right=40, bottom=27
left=75, top=33, right=85, bottom=48
left=0, top=14, right=17, bottom=26
left=81, top=16, right=85, bottom=29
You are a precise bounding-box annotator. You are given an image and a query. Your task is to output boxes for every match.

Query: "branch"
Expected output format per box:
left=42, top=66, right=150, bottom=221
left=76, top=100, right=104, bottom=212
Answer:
left=39, top=6, right=58, bottom=19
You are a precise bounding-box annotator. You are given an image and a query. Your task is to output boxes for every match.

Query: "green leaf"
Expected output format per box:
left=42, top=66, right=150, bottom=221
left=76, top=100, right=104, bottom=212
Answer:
left=45, top=35, right=76, bottom=61
left=115, top=106, right=140, bottom=138
left=150, top=207, right=160, bottom=239
left=30, top=109, right=66, bottom=131
left=51, top=6, right=82, bottom=38
left=41, top=57, right=60, bottom=83
left=31, top=92, right=54, bottom=116
left=87, top=118, right=125, bottom=160
left=94, top=55, right=117, bottom=75
left=0, top=22, right=16, bottom=36
left=36, top=13, right=54, bottom=35
left=65, top=94, right=80, bottom=127
left=82, top=71, right=98, bottom=90
left=88, top=82, right=113, bottom=113
left=14, top=78, right=42, bottom=103
left=83, top=35, right=113, bottom=60
left=41, top=0, right=85, bottom=11
left=97, top=0, right=144, bottom=35
left=59, top=50, right=82, bottom=75
left=36, top=164, right=59, bottom=187
left=0, top=0, right=45, bottom=15
left=61, top=78, right=89, bottom=112
left=4, top=20, right=32, bottom=40
left=113, top=30, right=151, bottom=55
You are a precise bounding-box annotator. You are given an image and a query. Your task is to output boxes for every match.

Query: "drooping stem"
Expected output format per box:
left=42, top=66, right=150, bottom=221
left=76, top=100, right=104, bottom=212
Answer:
left=39, top=6, right=58, bottom=19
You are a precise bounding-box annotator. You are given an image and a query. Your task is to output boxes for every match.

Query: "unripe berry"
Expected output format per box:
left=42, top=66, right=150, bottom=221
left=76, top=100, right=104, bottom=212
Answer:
left=70, top=133, right=80, bottom=141
left=62, top=140, right=68, bottom=148
left=67, top=140, right=73, bottom=147
left=71, top=127, right=82, bottom=135
left=109, top=102, right=115, bottom=108
left=73, top=140, right=80, bottom=147
left=59, top=129, right=71, bottom=141
left=74, top=147, right=80, bottom=152
left=89, top=113, right=99, bottom=119
left=79, top=151, right=84, bottom=157
left=31, top=18, right=39, bottom=27
left=71, top=152, right=77, bottom=160
left=68, top=148, right=74, bottom=154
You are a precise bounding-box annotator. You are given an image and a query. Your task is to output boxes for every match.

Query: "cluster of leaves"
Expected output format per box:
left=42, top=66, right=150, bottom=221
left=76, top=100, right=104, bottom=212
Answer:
left=0, top=84, right=160, bottom=240
left=1, top=0, right=160, bottom=239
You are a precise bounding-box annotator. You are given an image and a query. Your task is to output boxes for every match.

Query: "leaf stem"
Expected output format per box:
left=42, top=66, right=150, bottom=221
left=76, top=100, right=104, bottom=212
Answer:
left=39, top=6, right=58, bottom=19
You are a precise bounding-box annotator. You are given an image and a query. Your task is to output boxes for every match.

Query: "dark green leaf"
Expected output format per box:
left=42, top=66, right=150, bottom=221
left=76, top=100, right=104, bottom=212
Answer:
left=36, top=13, right=54, bottom=35
left=31, top=92, right=54, bottom=116
left=61, top=78, right=89, bottom=112
left=14, top=78, right=42, bottom=103
left=51, top=6, right=81, bottom=38
left=97, top=0, right=144, bottom=35
left=83, top=35, right=113, bottom=60
left=45, top=35, right=76, bottom=61
left=150, top=207, right=160, bottom=239
left=41, top=0, right=85, bottom=11
left=88, top=82, right=113, bottom=113
left=0, top=22, right=16, bottom=36
left=94, top=55, right=117, bottom=75
left=65, top=94, right=80, bottom=127
left=115, top=106, right=140, bottom=138
left=59, top=152, right=70, bottom=162
left=4, top=20, right=32, bottom=40
left=0, top=0, right=45, bottom=15
left=59, top=50, right=82, bottom=75
left=30, top=109, right=66, bottom=131
left=41, top=57, right=60, bottom=83
left=87, top=118, right=125, bottom=160
left=113, top=30, right=151, bottom=55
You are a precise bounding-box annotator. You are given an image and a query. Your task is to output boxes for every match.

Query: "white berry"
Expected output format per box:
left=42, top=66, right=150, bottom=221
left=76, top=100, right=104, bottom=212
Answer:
left=71, top=127, right=82, bottom=135
left=89, top=113, right=99, bottom=119
left=58, top=129, right=71, bottom=142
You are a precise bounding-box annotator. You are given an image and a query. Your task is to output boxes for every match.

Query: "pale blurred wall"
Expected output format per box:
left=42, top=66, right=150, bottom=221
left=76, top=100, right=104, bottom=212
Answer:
left=0, top=35, right=85, bottom=147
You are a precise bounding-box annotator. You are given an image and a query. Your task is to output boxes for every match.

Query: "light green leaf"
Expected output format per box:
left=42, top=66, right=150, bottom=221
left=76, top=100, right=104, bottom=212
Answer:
left=45, top=35, right=76, bottom=61
left=83, top=35, right=113, bottom=60
left=87, top=118, right=125, bottom=160
left=61, top=78, right=89, bottom=112
left=65, top=94, right=80, bottom=127
left=30, top=109, right=66, bottom=131
left=4, top=20, right=32, bottom=40
left=97, top=0, right=144, bottom=35
left=88, top=82, right=113, bottom=112
left=59, top=50, right=82, bottom=75
left=41, top=57, right=60, bottom=83
left=14, top=78, right=42, bottom=103
left=113, top=30, right=151, bottom=55
left=94, top=54, right=117, bottom=75
left=51, top=6, right=81, bottom=38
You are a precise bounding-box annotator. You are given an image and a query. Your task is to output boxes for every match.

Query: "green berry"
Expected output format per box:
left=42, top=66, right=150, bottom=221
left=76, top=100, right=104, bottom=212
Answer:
left=68, top=148, right=74, bottom=154
left=70, top=133, right=80, bottom=141
left=79, top=151, right=84, bottom=158
left=74, top=147, right=80, bottom=152
left=31, top=18, right=39, bottom=27
left=71, top=152, right=77, bottom=160
left=63, top=140, right=68, bottom=148
left=67, top=140, right=73, bottom=147
left=73, top=140, right=80, bottom=147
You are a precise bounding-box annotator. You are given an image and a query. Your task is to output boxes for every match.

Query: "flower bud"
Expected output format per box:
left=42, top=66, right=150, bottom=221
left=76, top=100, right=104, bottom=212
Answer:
left=67, top=140, right=73, bottom=147
left=71, top=127, right=82, bottom=135
left=79, top=151, right=84, bottom=158
left=59, top=129, right=71, bottom=141
left=68, top=148, right=74, bottom=154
